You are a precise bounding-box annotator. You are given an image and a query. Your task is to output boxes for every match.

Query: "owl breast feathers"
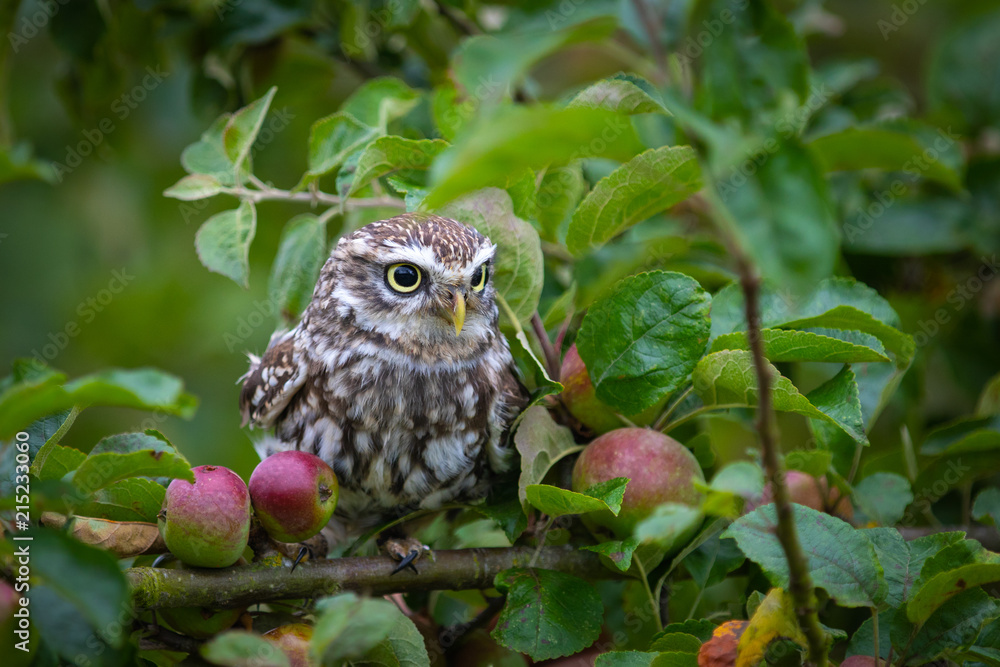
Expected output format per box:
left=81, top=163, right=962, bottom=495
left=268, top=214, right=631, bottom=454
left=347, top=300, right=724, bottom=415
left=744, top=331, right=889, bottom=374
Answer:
left=239, top=214, right=529, bottom=528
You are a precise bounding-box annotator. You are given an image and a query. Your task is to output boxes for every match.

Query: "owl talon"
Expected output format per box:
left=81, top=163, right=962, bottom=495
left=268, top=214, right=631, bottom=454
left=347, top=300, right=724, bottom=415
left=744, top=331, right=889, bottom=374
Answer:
left=380, top=537, right=430, bottom=575
left=290, top=545, right=311, bottom=573
left=392, top=551, right=420, bottom=575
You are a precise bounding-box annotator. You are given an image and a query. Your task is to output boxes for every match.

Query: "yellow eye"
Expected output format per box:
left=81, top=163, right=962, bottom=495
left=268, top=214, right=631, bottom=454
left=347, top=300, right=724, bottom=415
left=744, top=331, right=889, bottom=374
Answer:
left=386, top=263, right=422, bottom=293
left=471, top=264, right=489, bottom=292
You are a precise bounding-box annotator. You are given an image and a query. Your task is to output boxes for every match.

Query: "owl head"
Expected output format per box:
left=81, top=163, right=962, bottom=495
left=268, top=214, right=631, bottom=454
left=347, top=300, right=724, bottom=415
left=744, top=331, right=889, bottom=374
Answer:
left=316, top=213, right=499, bottom=352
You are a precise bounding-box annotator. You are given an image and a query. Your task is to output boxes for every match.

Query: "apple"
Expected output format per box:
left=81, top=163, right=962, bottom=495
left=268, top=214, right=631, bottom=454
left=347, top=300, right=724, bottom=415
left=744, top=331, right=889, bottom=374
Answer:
left=249, top=451, right=339, bottom=543
left=263, top=623, right=314, bottom=667
left=156, top=559, right=247, bottom=638
left=757, top=470, right=853, bottom=520
left=159, top=465, right=251, bottom=568
left=559, top=344, right=664, bottom=435
left=572, top=428, right=705, bottom=539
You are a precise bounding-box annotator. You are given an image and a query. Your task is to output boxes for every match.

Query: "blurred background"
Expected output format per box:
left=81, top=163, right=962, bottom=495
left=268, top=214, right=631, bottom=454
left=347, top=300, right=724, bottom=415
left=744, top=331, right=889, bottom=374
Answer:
left=0, top=0, right=997, bottom=479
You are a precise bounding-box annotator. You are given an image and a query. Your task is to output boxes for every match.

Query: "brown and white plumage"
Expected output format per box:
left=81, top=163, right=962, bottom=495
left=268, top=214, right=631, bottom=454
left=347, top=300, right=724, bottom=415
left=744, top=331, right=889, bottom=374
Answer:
left=239, top=214, right=528, bottom=538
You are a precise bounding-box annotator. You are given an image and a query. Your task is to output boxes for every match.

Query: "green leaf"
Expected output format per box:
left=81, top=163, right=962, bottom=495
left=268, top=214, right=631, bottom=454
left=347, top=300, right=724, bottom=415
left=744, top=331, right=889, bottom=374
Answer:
left=862, top=527, right=910, bottom=609
left=846, top=607, right=894, bottom=660
left=723, top=503, right=885, bottom=607
left=907, top=542, right=1000, bottom=624
left=492, top=568, right=603, bottom=661
left=513, top=406, right=578, bottom=514
left=717, top=139, right=837, bottom=291
left=181, top=114, right=242, bottom=186
left=223, top=86, right=277, bottom=168
left=311, top=593, right=399, bottom=665
left=195, top=200, right=257, bottom=288
left=692, top=351, right=865, bottom=443
left=439, top=189, right=543, bottom=326
left=163, top=173, right=224, bottom=201
left=810, top=122, right=963, bottom=190
left=854, top=473, right=913, bottom=526
left=30, top=528, right=130, bottom=647
left=927, top=9, right=1000, bottom=133
left=683, top=533, right=746, bottom=590
left=349, top=136, right=449, bottom=197
left=650, top=634, right=701, bottom=654
left=843, top=198, right=969, bottom=256
left=71, top=432, right=193, bottom=493
left=710, top=329, right=889, bottom=363
left=472, top=482, right=528, bottom=543
left=0, top=367, right=197, bottom=440
left=30, top=583, right=131, bottom=667
left=525, top=477, right=628, bottom=518
left=577, top=271, right=711, bottom=415
left=581, top=536, right=641, bottom=573
left=341, top=77, right=419, bottom=129
left=452, top=16, right=617, bottom=104
left=806, top=365, right=868, bottom=445
left=784, top=451, right=833, bottom=478
left=36, top=445, right=86, bottom=481
left=202, top=631, right=289, bottom=667
left=979, top=372, right=1000, bottom=417
left=425, top=106, right=643, bottom=208
left=269, top=214, right=327, bottom=324
left=76, top=477, right=166, bottom=522
left=566, top=146, right=702, bottom=256
left=301, top=111, right=377, bottom=187
left=536, top=164, right=586, bottom=243
left=596, top=652, right=660, bottom=667
left=634, top=503, right=705, bottom=551
left=899, top=588, right=1000, bottom=665
left=656, top=619, right=717, bottom=643
left=975, top=487, right=1000, bottom=528
left=920, top=415, right=1000, bottom=456
left=356, top=607, right=431, bottom=667
left=570, top=75, right=671, bottom=116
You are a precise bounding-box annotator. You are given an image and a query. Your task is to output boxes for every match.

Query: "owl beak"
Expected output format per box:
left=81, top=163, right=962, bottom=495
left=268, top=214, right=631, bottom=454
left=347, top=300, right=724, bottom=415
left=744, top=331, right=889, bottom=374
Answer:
left=441, top=290, right=466, bottom=336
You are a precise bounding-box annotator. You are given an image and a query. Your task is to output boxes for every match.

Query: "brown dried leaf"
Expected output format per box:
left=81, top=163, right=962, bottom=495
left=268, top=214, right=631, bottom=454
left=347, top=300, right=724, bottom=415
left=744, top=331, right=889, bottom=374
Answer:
left=42, top=512, right=166, bottom=558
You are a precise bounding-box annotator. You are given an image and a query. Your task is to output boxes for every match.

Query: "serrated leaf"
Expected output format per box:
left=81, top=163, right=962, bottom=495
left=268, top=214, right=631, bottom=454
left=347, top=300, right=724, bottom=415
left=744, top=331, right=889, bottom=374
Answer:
left=570, top=75, right=671, bottom=116
left=425, top=106, right=643, bottom=208
left=525, top=477, right=628, bottom=518
left=710, top=329, right=889, bottom=363
left=854, top=473, right=913, bottom=526
left=202, top=631, right=289, bottom=667
left=304, top=111, right=377, bottom=183
left=595, top=652, right=660, bottom=667
left=355, top=607, right=431, bottom=667
left=723, top=503, right=885, bottom=607
left=581, top=537, right=641, bottom=573
left=181, top=114, right=241, bottom=186
left=71, top=432, right=192, bottom=493
left=195, top=200, right=257, bottom=288
left=223, top=86, right=277, bottom=168
left=683, top=533, right=746, bottom=590
left=907, top=544, right=1000, bottom=624
left=163, top=173, right=224, bottom=201
left=76, top=477, right=166, bottom=522
left=655, top=619, right=717, bottom=643
left=577, top=271, right=711, bottom=415
left=649, top=633, right=702, bottom=654
left=513, top=406, right=578, bottom=514
left=710, top=461, right=766, bottom=501
left=567, top=146, right=701, bottom=256
left=899, top=588, right=1000, bottom=664
left=692, top=350, right=865, bottom=443
left=341, top=77, right=419, bottom=129
left=807, top=365, right=868, bottom=445
left=269, top=214, right=327, bottom=324
left=492, top=568, right=603, bottom=661
left=311, top=593, right=399, bottom=665
left=439, top=189, right=543, bottom=325
left=36, top=445, right=86, bottom=481
left=349, top=136, right=449, bottom=197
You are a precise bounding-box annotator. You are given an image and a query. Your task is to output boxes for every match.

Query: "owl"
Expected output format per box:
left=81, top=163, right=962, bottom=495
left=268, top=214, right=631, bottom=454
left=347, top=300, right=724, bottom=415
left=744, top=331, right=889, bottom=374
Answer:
left=239, top=213, right=529, bottom=570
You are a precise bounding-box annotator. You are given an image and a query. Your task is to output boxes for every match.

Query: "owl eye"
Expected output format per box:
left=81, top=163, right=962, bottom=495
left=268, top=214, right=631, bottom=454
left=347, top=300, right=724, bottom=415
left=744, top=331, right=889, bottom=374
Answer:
left=471, top=264, right=489, bottom=292
left=386, top=263, right=422, bottom=293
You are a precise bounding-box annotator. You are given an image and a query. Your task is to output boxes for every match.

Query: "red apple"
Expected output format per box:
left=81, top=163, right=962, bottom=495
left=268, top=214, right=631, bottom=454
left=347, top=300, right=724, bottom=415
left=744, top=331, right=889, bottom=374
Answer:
left=572, top=428, right=705, bottom=538
left=159, top=465, right=251, bottom=568
left=249, top=451, right=339, bottom=543
left=757, top=471, right=853, bottom=520
left=559, top=345, right=665, bottom=435
left=263, top=623, right=314, bottom=667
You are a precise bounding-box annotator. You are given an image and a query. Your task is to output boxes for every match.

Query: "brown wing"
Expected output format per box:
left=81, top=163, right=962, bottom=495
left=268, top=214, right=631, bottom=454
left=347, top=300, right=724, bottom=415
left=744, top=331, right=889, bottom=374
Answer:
left=239, top=331, right=308, bottom=429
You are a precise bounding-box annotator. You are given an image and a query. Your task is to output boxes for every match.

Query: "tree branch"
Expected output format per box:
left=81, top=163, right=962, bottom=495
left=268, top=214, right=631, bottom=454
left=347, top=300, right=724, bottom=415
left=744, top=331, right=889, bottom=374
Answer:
left=220, top=185, right=406, bottom=210
left=127, top=546, right=620, bottom=611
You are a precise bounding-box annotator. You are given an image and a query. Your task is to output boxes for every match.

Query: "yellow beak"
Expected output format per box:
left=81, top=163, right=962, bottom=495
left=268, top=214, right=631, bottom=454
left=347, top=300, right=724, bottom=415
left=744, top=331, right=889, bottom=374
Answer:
left=442, top=291, right=466, bottom=336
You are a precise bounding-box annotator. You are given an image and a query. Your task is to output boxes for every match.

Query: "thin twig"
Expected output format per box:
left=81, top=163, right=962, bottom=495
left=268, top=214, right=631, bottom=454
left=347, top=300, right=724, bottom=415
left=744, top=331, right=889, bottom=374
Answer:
left=653, top=386, right=693, bottom=431
left=531, top=313, right=562, bottom=380
left=630, top=0, right=670, bottom=86
left=220, top=185, right=406, bottom=210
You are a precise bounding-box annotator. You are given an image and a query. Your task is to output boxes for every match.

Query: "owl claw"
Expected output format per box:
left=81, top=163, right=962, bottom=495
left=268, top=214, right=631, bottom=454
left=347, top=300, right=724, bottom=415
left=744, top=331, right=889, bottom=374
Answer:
left=290, top=545, right=311, bottom=573
left=380, top=537, right=430, bottom=575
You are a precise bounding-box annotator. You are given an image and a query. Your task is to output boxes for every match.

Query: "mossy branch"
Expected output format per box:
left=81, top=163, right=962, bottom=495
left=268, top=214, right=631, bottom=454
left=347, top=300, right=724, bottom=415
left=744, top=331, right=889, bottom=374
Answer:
left=127, top=546, right=620, bottom=611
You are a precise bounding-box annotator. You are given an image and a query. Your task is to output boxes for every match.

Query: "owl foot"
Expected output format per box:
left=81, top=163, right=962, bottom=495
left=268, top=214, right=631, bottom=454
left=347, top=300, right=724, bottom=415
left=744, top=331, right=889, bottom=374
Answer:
left=290, top=545, right=311, bottom=573
left=379, top=536, right=431, bottom=575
